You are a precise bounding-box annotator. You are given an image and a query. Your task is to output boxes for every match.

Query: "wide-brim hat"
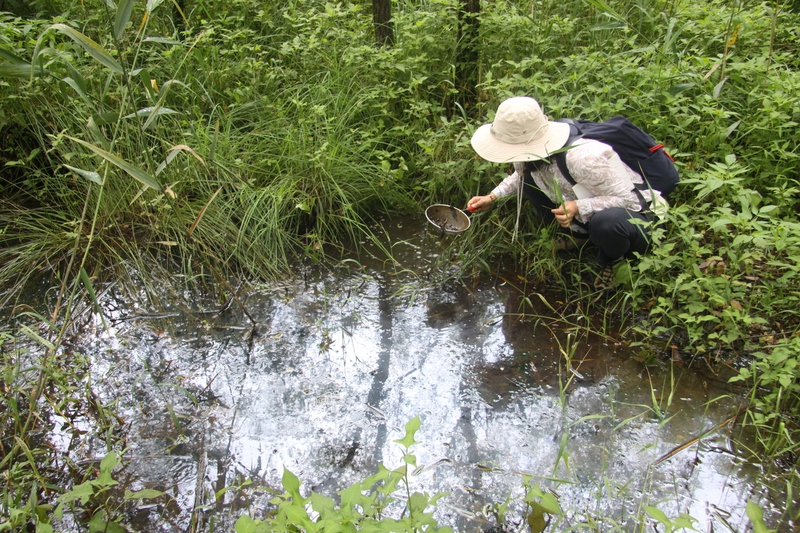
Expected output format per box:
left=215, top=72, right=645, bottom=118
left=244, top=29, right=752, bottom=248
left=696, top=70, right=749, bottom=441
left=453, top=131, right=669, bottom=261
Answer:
left=470, top=96, right=571, bottom=163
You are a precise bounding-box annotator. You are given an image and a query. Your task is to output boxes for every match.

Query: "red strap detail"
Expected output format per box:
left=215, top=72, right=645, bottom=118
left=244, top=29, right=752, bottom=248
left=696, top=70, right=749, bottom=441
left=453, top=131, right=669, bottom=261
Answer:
left=649, top=143, right=675, bottom=162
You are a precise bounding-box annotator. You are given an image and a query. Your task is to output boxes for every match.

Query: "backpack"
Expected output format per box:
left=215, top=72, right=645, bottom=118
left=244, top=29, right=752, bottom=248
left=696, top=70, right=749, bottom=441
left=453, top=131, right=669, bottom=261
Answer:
left=552, top=116, right=679, bottom=197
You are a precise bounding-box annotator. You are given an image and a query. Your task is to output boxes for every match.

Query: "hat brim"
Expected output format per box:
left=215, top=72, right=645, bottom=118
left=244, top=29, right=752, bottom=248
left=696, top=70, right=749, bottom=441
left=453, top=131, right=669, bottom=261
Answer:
left=470, top=120, right=571, bottom=163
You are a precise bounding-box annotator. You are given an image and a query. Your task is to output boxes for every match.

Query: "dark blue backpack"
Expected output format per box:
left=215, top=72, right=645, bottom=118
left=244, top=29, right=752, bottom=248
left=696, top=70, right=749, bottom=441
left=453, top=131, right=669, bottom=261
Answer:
left=553, top=116, right=679, bottom=197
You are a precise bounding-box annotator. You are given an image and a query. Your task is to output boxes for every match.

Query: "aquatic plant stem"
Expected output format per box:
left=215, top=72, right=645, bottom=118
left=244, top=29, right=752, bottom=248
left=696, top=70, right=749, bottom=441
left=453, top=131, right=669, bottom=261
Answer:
left=50, top=182, right=93, bottom=327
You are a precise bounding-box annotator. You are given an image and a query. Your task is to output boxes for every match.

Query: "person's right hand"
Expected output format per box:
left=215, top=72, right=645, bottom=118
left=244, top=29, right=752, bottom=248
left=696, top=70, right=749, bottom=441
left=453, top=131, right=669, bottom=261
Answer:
left=467, top=194, right=495, bottom=213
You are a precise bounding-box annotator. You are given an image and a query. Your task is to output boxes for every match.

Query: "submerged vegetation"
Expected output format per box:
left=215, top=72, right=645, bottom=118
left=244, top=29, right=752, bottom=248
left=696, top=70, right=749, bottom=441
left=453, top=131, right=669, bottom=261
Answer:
left=1, top=0, right=799, bottom=530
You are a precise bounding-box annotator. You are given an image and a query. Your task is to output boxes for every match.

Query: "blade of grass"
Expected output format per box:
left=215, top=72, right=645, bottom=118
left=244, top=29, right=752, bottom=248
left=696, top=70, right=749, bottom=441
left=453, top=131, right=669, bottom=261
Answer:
left=33, top=24, right=123, bottom=76
left=188, top=186, right=222, bottom=237
left=66, top=136, right=161, bottom=190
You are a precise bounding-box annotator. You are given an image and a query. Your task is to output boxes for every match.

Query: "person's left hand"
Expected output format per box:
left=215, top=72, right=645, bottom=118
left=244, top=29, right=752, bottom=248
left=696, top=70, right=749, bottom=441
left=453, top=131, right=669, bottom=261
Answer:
left=551, top=200, right=579, bottom=228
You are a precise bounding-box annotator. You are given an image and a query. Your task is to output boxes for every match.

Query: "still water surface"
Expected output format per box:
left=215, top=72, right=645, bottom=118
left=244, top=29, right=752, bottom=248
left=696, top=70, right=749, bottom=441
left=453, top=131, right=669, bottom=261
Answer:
left=73, top=218, right=782, bottom=531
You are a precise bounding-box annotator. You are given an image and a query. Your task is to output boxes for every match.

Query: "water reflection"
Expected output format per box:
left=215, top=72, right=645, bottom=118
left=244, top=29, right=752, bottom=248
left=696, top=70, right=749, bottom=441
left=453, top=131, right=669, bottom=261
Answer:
left=67, top=218, right=786, bottom=532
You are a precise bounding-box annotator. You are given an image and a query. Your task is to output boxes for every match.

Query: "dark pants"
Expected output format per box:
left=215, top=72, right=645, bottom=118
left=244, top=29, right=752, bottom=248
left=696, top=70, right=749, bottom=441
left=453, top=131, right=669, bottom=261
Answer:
left=522, top=174, right=653, bottom=266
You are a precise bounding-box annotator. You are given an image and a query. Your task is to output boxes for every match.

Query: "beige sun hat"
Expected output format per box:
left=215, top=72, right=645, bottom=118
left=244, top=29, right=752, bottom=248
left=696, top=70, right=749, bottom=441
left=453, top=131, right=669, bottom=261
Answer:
left=470, top=96, right=571, bottom=163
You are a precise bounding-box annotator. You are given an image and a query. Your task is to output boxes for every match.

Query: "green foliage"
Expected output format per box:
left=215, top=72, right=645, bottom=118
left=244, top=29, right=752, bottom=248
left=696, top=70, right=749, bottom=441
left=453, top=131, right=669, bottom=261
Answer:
left=731, top=336, right=800, bottom=458
left=49, top=451, right=165, bottom=532
left=233, top=417, right=454, bottom=533
left=644, top=505, right=698, bottom=533
left=746, top=500, right=778, bottom=533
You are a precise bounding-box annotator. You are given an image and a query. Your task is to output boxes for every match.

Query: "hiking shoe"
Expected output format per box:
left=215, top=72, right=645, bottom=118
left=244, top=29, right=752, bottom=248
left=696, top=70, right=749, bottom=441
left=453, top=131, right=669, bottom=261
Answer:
left=555, top=234, right=590, bottom=252
left=593, top=264, right=616, bottom=291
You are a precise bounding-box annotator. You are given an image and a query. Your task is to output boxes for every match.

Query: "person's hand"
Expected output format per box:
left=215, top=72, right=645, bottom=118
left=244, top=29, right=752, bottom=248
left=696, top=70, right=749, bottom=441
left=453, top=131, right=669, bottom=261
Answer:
left=551, top=200, right=579, bottom=228
left=467, top=194, right=496, bottom=213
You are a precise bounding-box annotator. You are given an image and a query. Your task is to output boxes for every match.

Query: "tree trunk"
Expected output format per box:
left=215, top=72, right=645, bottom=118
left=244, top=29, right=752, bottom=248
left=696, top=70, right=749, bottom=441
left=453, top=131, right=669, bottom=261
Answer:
left=372, top=0, right=394, bottom=46
left=455, top=0, right=480, bottom=117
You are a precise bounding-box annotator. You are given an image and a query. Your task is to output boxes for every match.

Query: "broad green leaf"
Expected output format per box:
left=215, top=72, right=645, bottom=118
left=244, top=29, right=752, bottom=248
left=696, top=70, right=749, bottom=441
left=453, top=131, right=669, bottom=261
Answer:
left=234, top=516, right=258, bottom=533
left=644, top=505, right=671, bottom=527
left=672, top=513, right=698, bottom=530
left=527, top=502, right=548, bottom=533
left=62, top=77, right=94, bottom=108
left=0, top=63, right=43, bottom=77
left=125, top=489, right=164, bottom=500
left=339, top=481, right=365, bottom=509
left=0, top=47, right=47, bottom=77
left=0, top=47, right=24, bottom=63
left=394, top=416, right=421, bottom=448
left=123, top=106, right=179, bottom=130
left=146, top=0, right=167, bottom=13
left=580, top=0, right=625, bottom=23
left=114, top=0, right=136, bottom=41
left=713, top=77, right=727, bottom=98
left=88, top=511, right=126, bottom=533
left=124, top=106, right=181, bottom=120
left=141, top=79, right=186, bottom=130
left=282, top=468, right=302, bottom=500
left=57, top=481, right=94, bottom=504
left=725, top=120, right=741, bottom=137
left=92, top=112, right=121, bottom=126
left=310, top=492, right=336, bottom=518
left=34, top=24, right=123, bottom=75
left=86, top=116, right=110, bottom=150
left=67, top=136, right=161, bottom=190
left=667, top=82, right=695, bottom=95
left=745, top=500, right=775, bottom=533
left=143, top=36, right=181, bottom=45
left=95, top=452, right=120, bottom=487
left=137, top=68, right=157, bottom=100
left=19, top=325, right=55, bottom=350
left=589, top=21, right=626, bottom=30
left=408, top=492, right=429, bottom=514
left=130, top=105, right=181, bottom=119
left=41, top=46, right=88, bottom=93
left=283, top=504, right=314, bottom=531
left=539, top=493, right=562, bottom=515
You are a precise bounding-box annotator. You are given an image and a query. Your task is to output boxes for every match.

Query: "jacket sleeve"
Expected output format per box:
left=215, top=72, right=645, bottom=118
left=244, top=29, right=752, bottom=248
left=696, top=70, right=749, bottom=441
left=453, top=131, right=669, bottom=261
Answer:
left=490, top=170, right=521, bottom=199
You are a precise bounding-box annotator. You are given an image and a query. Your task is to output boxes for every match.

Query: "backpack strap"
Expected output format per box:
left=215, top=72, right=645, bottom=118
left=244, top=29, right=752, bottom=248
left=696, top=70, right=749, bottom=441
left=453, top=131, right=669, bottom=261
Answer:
left=553, top=120, right=650, bottom=212
left=552, top=120, right=582, bottom=186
